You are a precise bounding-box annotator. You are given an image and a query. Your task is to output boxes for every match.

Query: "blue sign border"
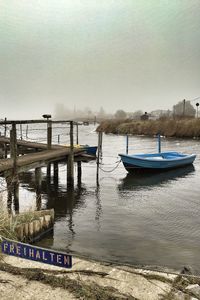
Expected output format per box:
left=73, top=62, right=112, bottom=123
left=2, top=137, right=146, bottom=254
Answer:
left=2, top=238, right=72, bottom=268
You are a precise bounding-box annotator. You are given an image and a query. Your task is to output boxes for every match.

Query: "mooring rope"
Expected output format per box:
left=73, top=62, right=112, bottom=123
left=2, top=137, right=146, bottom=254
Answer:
left=99, top=160, right=121, bottom=173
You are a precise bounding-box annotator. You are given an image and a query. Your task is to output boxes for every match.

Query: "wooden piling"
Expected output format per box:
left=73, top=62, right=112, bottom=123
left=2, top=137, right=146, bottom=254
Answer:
left=10, top=123, right=17, bottom=171
left=76, top=123, right=79, bottom=145
left=96, top=131, right=103, bottom=185
left=13, top=177, right=19, bottom=214
left=99, top=131, right=103, bottom=157
left=53, top=162, right=59, bottom=186
left=126, top=135, right=129, bottom=154
left=4, top=118, right=7, bottom=137
left=6, top=176, right=13, bottom=214
left=4, top=118, right=7, bottom=158
left=46, top=163, right=51, bottom=179
left=35, top=167, right=42, bottom=210
left=20, top=124, right=23, bottom=140
left=67, top=121, right=74, bottom=186
left=157, top=133, right=161, bottom=153
left=26, top=125, right=28, bottom=139
left=9, top=123, right=19, bottom=213
left=54, top=162, right=58, bottom=177
left=77, top=161, right=82, bottom=184
left=47, top=120, right=52, bottom=150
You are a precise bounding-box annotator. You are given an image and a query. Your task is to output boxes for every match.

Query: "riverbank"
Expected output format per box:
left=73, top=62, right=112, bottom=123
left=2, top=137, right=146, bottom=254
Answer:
left=1, top=254, right=200, bottom=299
left=96, top=119, right=200, bottom=138
left=1, top=201, right=200, bottom=298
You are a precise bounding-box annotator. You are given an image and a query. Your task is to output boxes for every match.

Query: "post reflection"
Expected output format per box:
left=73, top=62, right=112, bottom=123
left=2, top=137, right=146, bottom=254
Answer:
left=17, top=165, right=104, bottom=251
left=95, top=186, right=102, bottom=231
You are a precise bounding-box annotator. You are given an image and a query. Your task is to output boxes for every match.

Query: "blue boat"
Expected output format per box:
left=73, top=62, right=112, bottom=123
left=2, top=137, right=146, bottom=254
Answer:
left=83, top=145, right=97, bottom=156
left=64, top=144, right=97, bottom=156
left=119, top=151, right=196, bottom=172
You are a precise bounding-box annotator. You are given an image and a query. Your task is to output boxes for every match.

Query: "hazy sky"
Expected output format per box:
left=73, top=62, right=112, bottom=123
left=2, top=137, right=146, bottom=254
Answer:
left=0, top=0, right=200, bottom=119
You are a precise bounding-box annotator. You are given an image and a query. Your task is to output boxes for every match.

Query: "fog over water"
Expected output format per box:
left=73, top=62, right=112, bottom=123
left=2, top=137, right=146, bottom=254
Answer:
left=0, top=1, right=200, bottom=119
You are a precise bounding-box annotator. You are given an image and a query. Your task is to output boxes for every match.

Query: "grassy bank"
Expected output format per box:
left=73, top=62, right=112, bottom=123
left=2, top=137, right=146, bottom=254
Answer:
left=97, top=119, right=200, bottom=138
left=0, top=205, right=45, bottom=243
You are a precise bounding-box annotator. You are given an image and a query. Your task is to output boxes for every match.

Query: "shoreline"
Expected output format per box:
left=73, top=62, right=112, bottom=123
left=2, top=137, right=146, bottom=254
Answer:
left=96, top=119, right=200, bottom=139
left=1, top=252, right=200, bottom=299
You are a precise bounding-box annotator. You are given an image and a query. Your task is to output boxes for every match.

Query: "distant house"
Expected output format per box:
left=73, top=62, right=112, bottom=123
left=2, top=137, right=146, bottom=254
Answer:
left=150, top=109, right=172, bottom=120
left=140, top=112, right=149, bottom=121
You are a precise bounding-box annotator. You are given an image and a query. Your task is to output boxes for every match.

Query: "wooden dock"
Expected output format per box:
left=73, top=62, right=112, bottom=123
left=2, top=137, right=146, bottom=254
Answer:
left=0, top=119, right=96, bottom=213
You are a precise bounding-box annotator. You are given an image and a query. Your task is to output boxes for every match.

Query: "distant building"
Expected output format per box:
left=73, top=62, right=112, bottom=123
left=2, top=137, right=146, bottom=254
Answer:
left=150, top=109, right=172, bottom=120
left=140, top=112, right=149, bottom=120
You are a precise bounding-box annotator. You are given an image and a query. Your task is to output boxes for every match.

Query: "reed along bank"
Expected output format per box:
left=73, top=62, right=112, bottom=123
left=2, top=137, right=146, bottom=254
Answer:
left=96, top=118, right=200, bottom=138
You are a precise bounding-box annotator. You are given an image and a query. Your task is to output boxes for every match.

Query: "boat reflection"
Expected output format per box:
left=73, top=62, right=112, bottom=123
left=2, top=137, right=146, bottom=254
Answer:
left=118, top=164, right=195, bottom=191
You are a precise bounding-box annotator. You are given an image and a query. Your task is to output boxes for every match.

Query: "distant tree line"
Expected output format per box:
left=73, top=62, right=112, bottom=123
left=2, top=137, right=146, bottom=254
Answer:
left=54, top=100, right=197, bottom=121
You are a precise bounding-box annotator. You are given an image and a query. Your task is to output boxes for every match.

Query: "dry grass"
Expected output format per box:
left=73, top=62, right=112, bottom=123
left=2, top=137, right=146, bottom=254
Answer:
left=0, top=201, right=42, bottom=246
left=0, top=262, right=137, bottom=300
left=0, top=205, right=17, bottom=241
left=13, top=211, right=41, bottom=225
left=97, top=119, right=200, bottom=138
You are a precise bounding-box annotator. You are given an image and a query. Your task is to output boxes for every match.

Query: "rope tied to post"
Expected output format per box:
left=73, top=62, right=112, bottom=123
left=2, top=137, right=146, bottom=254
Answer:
left=99, top=159, right=121, bottom=173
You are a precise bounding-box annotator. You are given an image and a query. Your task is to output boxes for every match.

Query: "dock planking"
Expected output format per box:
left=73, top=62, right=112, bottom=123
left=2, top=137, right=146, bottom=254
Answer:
left=0, top=120, right=95, bottom=175
left=0, top=119, right=96, bottom=213
left=0, top=146, right=86, bottom=176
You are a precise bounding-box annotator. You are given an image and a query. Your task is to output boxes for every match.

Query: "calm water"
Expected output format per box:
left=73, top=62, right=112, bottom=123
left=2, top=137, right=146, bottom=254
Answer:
left=2, top=124, right=200, bottom=271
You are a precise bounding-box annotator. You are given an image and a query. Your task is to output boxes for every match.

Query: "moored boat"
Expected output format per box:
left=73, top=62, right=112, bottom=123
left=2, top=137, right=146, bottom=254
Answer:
left=83, top=145, right=97, bottom=156
left=64, top=144, right=97, bottom=156
left=119, top=151, right=196, bottom=172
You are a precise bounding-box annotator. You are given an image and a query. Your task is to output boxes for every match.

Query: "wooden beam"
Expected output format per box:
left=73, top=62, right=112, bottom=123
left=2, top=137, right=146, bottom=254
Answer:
left=0, top=119, right=80, bottom=125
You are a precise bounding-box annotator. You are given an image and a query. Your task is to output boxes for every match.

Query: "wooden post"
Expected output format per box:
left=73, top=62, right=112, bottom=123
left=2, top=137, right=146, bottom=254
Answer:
left=35, top=167, right=42, bottom=210
left=4, top=143, right=7, bottom=159
left=126, top=135, right=129, bottom=154
left=13, top=177, right=19, bottom=214
left=77, top=161, right=82, bottom=184
left=96, top=131, right=103, bottom=185
left=47, top=120, right=52, bottom=150
left=47, top=163, right=51, bottom=179
left=157, top=133, right=161, bottom=153
left=99, top=131, right=103, bottom=157
left=183, top=99, right=186, bottom=117
left=20, top=124, right=23, bottom=140
left=53, top=162, right=59, bottom=185
left=10, top=123, right=17, bottom=171
left=4, top=118, right=7, bottom=158
left=67, top=121, right=74, bottom=186
left=76, top=123, right=79, bottom=145
left=26, top=125, right=28, bottom=139
left=10, top=123, right=19, bottom=213
left=6, top=176, right=13, bottom=214
left=4, top=117, right=7, bottom=137
left=58, top=134, right=60, bottom=144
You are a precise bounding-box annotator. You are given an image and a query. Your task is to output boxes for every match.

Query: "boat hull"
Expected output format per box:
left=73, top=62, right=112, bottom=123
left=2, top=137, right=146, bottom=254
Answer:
left=83, top=146, right=97, bottom=156
left=119, top=152, right=196, bottom=172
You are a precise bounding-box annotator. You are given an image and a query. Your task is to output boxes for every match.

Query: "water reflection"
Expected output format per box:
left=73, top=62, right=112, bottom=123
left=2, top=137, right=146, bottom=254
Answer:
left=13, top=127, right=200, bottom=270
left=95, top=186, right=102, bottom=231
left=19, top=170, right=88, bottom=218
left=19, top=167, right=103, bottom=252
left=118, top=165, right=195, bottom=191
